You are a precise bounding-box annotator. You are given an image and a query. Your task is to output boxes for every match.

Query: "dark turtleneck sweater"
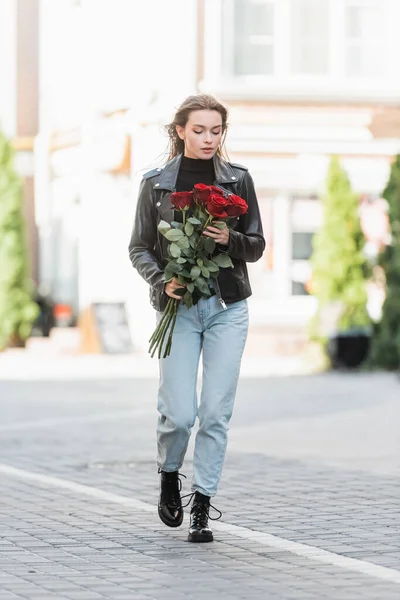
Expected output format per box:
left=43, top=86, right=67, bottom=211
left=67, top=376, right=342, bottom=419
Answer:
left=175, top=155, right=215, bottom=192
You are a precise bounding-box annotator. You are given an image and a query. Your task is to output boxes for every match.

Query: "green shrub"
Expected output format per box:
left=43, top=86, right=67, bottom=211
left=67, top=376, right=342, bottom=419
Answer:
left=309, top=156, right=370, bottom=349
left=368, top=155, right=400, bottom=369
left=0, top=131, right=38, bottom=349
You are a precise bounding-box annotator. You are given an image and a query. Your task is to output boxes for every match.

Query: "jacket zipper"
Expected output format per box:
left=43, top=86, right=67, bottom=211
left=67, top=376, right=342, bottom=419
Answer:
left=213, top=277, right=227, bottom=310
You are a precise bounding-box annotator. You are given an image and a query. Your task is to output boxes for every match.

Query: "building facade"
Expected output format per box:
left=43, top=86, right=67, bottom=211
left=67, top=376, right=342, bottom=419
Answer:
left=10, top=0, right=400, bottom=349
left=198, top=0, right=400, bottom=324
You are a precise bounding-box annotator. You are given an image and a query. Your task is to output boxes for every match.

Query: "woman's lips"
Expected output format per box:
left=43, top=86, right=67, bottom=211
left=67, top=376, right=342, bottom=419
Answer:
left=202, top=148, right=213, bottom=153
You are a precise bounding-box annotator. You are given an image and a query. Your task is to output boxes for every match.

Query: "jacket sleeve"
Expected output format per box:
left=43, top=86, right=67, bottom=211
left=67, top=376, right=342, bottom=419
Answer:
left=226, top=171, right=266, bottom=263
left=128, top=178, right=165, bottom=292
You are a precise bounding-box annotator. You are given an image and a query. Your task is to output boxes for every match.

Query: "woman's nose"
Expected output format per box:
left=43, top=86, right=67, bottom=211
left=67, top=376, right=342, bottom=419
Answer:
left=204, top=132, right=212, bottom=143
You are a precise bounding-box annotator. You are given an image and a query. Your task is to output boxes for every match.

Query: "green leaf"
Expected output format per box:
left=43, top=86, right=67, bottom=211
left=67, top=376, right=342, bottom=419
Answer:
left=190, top=265, right=201, bottom=280
left=169, top=243, right=181, bottom=258
left=165, top=229, right=184, bottom=242
left=176, top=235, right=190, bottom=249
left=194, top=276, right=212, bottom=295
left=158, top=220, right=171, bottom=235
left=184, top=222, right=194, bottom=236
left=186, top=282, right=195, bottom=293
left=171, top=221, right=183, bottom=229
left=180, top=268, right=192, bottom=278
left=183, top=291, right=193, bottom=308
left=166, top=261, right=182, bottom=273
left=164, top=270, right=174, bottom=283
left=211, top=221, right=226, bottom=230
left=176, top=257, right=187, bottom=264
left=213, top=253, right=234, bottom=268
left=174, top=285, right=186, bottom=297
left=201, top=266, right=210, bottom=278
left=197, top=258, right=203, bottom=267
left=188, top=217, right=201, bottom=225
left=204, top=259, right=219, bottom=272
left=203, top=237, right=215, bottom=254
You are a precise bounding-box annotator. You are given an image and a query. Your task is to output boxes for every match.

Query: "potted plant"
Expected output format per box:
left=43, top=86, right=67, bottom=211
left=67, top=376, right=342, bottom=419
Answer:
left=309, top=156, right=371, bottom=369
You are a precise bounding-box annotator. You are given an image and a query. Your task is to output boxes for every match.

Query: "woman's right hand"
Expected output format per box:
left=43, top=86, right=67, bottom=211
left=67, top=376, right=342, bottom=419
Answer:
left=165, top=278, right=186, bottom=300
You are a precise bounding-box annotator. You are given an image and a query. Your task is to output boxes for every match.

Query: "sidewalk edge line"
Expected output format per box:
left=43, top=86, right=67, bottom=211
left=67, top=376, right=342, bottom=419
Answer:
left=1, top=462, right=399, bottom=585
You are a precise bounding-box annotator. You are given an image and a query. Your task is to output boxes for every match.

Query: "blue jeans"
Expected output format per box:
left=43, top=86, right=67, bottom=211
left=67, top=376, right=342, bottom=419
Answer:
left=156, top=295, right=249, bottom=497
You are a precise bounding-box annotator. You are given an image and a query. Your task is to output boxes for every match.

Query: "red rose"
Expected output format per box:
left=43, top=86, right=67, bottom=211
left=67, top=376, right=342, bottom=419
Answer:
left=226, top=194, right=248, bottom=217
left=193, top=183, right=211, bottom=205
left=206, top=193, right=229, bottom=218
left=170, top=191, right=194, bottom=210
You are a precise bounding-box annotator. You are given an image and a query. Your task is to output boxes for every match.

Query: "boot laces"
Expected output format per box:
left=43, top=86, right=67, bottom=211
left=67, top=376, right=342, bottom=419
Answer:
left=181, top=492, right=222, bottom=522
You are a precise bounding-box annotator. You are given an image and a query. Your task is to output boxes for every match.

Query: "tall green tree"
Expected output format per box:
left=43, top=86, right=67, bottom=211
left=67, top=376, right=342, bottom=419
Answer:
left=310, top=155, right=370, bottom=345
left=0, top=131, right=38, bottom=349
left=369, top=155, right=400, bottom=369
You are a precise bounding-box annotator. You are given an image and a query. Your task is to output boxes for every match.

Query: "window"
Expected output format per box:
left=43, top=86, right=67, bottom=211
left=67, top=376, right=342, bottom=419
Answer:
left=218, top=0, right=390, bottom=83
left=344, top=2, right=386, bottom=77
left=290, top=0, right=330, bottom=75
left=223, top=0, right=275, bottom=76
left=290, top=195, right=321, bottom=296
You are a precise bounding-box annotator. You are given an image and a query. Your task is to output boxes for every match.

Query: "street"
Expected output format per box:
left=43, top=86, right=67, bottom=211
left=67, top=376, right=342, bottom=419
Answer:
left=0, top=354, right=399, bottom=599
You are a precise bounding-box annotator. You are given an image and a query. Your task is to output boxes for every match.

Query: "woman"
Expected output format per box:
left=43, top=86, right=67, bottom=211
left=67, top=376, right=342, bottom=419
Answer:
left=129, top=94, right=265, bottom=542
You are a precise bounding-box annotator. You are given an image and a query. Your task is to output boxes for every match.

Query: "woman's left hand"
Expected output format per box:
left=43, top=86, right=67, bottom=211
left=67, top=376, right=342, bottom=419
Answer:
left=203, top=222, right=230, bottom=246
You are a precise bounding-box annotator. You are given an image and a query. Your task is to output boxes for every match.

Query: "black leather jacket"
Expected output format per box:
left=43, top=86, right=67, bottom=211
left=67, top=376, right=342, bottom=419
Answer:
left=128, top=153, right=265, bottom=312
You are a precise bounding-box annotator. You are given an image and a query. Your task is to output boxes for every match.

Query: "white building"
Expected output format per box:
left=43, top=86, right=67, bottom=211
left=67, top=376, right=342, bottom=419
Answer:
left=199, top=0, right=400, bottom=325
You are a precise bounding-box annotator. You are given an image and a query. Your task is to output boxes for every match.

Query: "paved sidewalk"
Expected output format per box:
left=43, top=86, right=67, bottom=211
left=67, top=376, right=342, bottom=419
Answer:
left=0, top=349, right=315, bottom=380
left=0, top=360, right=399, bottom=599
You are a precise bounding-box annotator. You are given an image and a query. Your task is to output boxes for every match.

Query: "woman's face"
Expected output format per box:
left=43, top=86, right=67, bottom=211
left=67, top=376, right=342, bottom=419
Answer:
left=176, top=109, right=223, bottom=160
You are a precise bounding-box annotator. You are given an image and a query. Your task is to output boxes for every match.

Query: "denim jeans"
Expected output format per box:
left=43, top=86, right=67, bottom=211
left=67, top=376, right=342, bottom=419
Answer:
left=156, top=294, right=249, bottom=497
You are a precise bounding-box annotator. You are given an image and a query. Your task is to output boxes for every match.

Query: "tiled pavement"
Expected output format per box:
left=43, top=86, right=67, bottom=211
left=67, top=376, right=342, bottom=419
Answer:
left=0, top=359, right=399, bottom=599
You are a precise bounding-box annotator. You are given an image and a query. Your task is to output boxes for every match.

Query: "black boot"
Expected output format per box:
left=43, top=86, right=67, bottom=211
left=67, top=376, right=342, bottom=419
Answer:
left=187, top=491, right=221, bottom=543
left=158, top=470, right=185, bottom=528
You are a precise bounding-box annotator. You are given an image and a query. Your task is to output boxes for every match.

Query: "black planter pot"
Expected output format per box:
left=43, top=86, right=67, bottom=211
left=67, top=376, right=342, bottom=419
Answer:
left=327, top=331, right=371, bottom=369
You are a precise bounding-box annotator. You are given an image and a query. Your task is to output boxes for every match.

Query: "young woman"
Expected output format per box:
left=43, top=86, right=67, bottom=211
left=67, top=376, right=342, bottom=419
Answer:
left=129, top=94, right=265, bottom=542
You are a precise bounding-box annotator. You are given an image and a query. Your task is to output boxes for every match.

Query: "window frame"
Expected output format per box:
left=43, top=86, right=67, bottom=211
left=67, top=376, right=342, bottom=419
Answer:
left=202, top=0, right=400, bottom=100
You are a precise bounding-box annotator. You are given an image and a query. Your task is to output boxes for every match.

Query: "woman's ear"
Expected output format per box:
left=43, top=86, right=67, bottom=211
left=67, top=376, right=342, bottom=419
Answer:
left=176, top=125, right=185, bottom=141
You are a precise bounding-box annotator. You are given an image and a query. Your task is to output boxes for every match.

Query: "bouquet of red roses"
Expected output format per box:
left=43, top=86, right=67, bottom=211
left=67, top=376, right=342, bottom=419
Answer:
left=148, top=184, right=248, bottom=359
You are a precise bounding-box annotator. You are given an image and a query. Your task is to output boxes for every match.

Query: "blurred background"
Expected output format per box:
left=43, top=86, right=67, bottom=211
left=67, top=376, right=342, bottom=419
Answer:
left=1, top=0, right=399, bottom=368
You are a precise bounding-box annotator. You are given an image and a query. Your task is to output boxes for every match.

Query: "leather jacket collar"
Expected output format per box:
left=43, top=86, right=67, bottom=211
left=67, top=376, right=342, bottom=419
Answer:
left=154, top=153, right=240, bottom=191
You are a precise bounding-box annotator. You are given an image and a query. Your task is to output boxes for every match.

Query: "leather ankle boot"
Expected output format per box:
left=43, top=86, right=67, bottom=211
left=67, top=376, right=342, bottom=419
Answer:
left=188, top=491, right=214, bottom=543
left=158, top=470, right=184, bottom=528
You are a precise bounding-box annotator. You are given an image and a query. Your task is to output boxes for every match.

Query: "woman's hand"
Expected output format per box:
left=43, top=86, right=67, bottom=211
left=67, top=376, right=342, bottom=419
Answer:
left=203, top=222, right=230, bottom=246
left=165, top=278, right=186, bottom=300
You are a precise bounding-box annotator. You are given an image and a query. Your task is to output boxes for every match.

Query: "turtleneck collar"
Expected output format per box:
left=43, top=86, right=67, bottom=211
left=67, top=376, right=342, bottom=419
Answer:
left=180, top=155, right=215, bottom=172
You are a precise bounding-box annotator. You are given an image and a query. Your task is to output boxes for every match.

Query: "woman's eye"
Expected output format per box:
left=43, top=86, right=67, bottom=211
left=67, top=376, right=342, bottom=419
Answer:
left=194, top=130, right=202, bottom=134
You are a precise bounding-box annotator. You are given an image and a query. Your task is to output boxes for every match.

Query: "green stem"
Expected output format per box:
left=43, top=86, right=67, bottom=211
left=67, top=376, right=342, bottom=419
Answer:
left=157, top=299, right=177, bottom=359
left=194, top=214, right=213, bottom=253
left=150, top=314, right=172, bottom=358
left=148, top=299, right=174, bottom=355
left=148, top=309, right=169, bottom=345
left=164, top=299, right=178, bottom=358
left=149, top=311, right=172, bottom=356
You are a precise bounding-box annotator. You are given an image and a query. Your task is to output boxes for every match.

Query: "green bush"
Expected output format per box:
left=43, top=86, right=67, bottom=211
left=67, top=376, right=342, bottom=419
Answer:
left=0, top=131, right=38, bottom=349
left=368, top=155, right=400, bottom=369
left=309, top=156, right=370, bottom=348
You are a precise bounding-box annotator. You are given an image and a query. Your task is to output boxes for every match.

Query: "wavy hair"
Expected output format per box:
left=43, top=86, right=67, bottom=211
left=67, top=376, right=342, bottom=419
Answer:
left=164, top=94, right=229, bottom=162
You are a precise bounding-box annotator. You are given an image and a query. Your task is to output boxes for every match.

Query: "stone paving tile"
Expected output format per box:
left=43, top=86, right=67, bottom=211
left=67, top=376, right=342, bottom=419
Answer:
left=1, top=374, right=400, bottom=599
left=1, top=471, right=399, bottom=600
